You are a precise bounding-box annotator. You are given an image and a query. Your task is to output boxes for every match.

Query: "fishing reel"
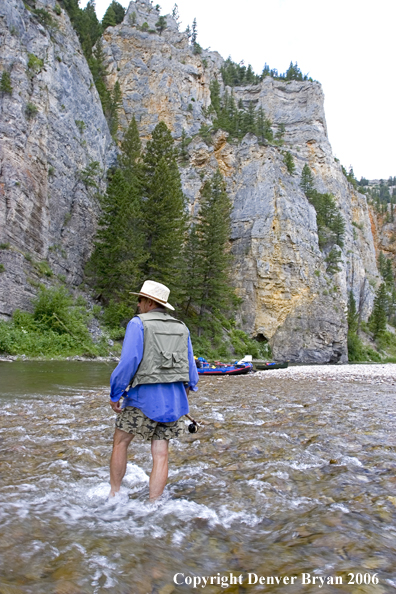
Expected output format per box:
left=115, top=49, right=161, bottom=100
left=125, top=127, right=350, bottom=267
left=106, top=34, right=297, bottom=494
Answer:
left=188, top=420, right=199, bottom=433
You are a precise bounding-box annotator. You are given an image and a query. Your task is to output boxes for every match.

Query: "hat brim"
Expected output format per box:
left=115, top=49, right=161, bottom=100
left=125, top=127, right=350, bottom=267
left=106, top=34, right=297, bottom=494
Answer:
left=129, top=291, right=175, bottom=311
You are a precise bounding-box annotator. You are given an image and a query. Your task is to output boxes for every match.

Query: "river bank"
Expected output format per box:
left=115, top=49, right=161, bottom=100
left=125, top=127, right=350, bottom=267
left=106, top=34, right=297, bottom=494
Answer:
left=0, top=355, right=120, bottom=362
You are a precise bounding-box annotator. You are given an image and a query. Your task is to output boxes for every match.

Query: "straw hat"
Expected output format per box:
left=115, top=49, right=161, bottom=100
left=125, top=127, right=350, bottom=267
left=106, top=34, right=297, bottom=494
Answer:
left=130, top=280, right=175, bottom=310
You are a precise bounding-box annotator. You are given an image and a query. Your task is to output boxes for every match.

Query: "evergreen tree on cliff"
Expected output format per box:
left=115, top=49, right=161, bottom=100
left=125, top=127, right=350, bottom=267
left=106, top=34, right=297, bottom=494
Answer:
left=140, top=122, right=188, bottom=302
left=102, top=1, right=125, bottom=29
left=86, top=117, right=145, bottom=304
left=369, top=283, right=388, bottom=337
left=86, top=168, right=144, bottom=303
left=188, top=170, right=234, bottom=335
left=300, top=164, right=315, bottom=196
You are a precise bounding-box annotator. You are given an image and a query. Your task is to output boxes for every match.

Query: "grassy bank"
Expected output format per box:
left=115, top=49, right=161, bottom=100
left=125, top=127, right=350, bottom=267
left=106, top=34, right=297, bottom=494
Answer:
left=0, top=287, right=119, bottom=358
left=0, top=286, right=270, bottom=361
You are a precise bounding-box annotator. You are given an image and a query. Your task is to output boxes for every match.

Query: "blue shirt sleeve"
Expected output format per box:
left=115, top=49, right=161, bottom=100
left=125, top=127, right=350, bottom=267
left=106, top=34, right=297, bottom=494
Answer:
left=110, top=317, right=144, bottom=402
left=187, top=334, right=199, bottom=392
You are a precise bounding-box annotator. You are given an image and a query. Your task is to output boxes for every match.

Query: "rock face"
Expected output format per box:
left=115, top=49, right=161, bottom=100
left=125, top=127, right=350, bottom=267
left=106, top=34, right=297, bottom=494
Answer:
left=0, top=0, right=114, bottom=316
left=101, top=0, right=379, bottom=362
left=0, top=0, right=380, bottom=362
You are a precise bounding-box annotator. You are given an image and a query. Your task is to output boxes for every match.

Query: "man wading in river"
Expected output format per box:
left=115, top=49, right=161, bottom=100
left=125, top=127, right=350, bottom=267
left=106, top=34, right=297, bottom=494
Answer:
left=108, top=280, right=199, bottom=501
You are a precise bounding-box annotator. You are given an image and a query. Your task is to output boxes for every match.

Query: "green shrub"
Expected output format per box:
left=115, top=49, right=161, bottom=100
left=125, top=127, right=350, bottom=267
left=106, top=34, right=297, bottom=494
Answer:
left=75, top=119, right=86, bottom=134
left=35, top=261, right=53, bottom=277
left=347, top=331, right=381, bottom=362
left=0, top=243, right=10, bottom=249
left=54, top=4, right=61, bottom=15
left=32, top=8, right=55, bottom=27
left=0, top=264, right=5, bottom=273
left=25, top=103, right=38, bottom=119
left=0, top=72, right=12, bottom=95
left=27, top=53, right=44, bottom=72
left=0, top=287, right=112, bottom=357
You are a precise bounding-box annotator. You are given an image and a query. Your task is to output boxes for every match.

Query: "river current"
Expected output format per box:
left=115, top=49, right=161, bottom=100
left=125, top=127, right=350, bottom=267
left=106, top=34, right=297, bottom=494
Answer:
left=1, top=361, right=396, bottom=593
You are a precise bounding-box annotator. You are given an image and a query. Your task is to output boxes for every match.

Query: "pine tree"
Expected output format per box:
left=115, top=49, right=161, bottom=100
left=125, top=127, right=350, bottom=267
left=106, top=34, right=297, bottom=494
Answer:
left=108, top=80, right=122, bottom=138
left=155, top=15, right=167, bottom=34
left=369, top=283, right=388, bottom=337
left=102, top=4, right=116, bottom=29
left=325, top=247, right=342, bottom=274
left=191, top=170, right=234, bottom=334
left=171, top=4, right=180, bottom=28
left=284, top=152, right=295, bottom=175
left=183, top=224, right=201, bottom=317
left=256, top=107, right=273, bottom=144
left=300, top=164, right=315, bottom=196
left=140, top=122, right=187, bottom=301
left=102, top=1, right=125, bottom=30
left=191, top=18, right=197, bottom=44
left=347, top=290, right=358, bottom=334
left=120, top=116, right=142, bottom=177
left=86, top=169, right=145, bottom=302
left=384, top=258, right=394, bottom=285
left=332, top=211, right=346, bottom=248
left=88, top=39, right=111, bottom=112
left=243, top=102, right=256, bottom=135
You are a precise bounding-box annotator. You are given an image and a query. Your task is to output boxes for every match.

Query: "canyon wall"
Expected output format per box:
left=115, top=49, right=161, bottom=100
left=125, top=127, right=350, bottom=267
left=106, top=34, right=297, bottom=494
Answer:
left=0, top=0, right=381, bottom=361
left=0, top=0, right=114, bottom=316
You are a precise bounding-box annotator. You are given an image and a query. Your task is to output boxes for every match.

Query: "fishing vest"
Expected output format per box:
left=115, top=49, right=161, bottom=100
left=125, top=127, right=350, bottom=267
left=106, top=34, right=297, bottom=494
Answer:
left=131, top=311, right=190, bottom=388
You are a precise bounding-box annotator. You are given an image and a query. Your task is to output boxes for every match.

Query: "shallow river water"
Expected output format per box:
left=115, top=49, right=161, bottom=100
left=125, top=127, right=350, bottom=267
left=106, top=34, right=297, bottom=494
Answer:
left=1, top=361, right=396, bottom=594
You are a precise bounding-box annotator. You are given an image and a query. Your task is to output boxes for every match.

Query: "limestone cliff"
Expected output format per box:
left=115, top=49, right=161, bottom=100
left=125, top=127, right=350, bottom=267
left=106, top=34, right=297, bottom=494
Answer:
left=101, top=0, right=379, bottom=362
left=0, top=0, right=380, bottom=362
left=0, top=0, right=114, bottom=316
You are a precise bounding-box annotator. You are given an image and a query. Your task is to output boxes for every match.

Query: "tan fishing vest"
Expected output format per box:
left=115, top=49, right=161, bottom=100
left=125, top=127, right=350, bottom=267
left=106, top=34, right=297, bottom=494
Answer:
left=131, top=311, right=190, bottom=388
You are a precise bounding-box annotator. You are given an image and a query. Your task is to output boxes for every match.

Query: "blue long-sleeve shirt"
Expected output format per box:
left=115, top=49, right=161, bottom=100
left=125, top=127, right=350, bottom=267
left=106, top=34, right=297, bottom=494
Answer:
left=110, top=316, right=199, bottom=422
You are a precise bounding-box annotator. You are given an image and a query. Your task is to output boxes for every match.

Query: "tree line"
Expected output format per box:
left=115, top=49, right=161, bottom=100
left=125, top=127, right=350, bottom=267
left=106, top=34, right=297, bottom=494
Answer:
left=220, top=58, right=314, bottom=87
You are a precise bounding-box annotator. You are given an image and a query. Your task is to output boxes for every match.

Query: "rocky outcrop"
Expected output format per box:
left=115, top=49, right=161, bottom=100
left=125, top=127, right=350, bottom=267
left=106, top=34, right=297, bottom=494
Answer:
left=0, top=0, right=114, bottom=316
left=0, top=0, right=380, bottom=362
left=101, top=0, right=379, bottom=362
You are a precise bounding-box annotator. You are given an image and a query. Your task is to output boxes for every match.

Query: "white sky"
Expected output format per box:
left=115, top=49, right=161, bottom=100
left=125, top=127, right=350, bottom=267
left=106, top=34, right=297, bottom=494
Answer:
left=87, top=0, right=396, bottom=180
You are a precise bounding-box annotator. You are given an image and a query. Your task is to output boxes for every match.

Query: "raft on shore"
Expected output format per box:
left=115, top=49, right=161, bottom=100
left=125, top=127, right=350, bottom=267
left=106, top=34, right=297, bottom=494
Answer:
left=195, top=357, right=253, bottom=376
left=254, top=362, right=289, bottom=371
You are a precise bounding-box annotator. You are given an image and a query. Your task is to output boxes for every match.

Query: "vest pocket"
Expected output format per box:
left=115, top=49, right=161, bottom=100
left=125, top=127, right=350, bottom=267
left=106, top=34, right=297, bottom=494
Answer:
left=160, top=351, right=182, bottom=368
left=161, top=351, right=173, bottom=368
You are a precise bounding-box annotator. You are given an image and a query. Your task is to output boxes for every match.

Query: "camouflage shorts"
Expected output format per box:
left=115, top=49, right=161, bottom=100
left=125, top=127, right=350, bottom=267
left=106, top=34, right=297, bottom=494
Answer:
left=115, top=406, right=185, bottom=441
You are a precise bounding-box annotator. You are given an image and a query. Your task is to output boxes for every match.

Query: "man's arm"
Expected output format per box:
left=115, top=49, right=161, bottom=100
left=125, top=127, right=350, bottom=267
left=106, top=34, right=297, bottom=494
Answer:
left=109, top=317, right=144, bottom=411
left=186, top=333, right=199, bottom=394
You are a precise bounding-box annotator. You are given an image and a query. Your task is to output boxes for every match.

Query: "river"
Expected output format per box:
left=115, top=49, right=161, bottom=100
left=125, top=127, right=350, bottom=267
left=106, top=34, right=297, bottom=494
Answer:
left=1, top=361, right=396, bottom=593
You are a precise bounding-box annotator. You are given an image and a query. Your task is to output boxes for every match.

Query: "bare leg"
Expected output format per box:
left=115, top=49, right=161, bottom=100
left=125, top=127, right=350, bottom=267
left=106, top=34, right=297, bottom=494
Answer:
left=149, top=439, right=169, bottom=501
left=109, top=428, right=134, bottom=497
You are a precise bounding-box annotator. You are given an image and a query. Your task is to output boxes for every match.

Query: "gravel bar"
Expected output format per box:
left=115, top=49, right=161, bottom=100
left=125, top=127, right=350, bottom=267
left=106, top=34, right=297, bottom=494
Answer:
left=256, top=363, right=396, bottom=385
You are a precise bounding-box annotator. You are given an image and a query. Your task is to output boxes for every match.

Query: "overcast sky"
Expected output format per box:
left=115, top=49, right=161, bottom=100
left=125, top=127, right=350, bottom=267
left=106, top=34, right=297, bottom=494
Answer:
left=88, top=0, right=395, bottom=180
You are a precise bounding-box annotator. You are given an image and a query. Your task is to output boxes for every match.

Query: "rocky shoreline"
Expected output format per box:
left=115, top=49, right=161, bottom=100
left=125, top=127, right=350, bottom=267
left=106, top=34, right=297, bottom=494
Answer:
left=257, top=363, right=396, bottom=385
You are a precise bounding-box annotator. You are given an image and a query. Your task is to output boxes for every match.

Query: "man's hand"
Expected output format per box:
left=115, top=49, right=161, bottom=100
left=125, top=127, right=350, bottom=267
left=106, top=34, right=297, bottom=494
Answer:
left=109, top=399, right=123, bottom=413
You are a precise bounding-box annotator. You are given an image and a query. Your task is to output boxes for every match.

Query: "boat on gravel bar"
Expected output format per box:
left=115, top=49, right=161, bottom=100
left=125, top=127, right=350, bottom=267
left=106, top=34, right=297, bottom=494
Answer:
left=254, top=362, right=289, bottom=370
left=195, top=357, right=253, bottom=376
